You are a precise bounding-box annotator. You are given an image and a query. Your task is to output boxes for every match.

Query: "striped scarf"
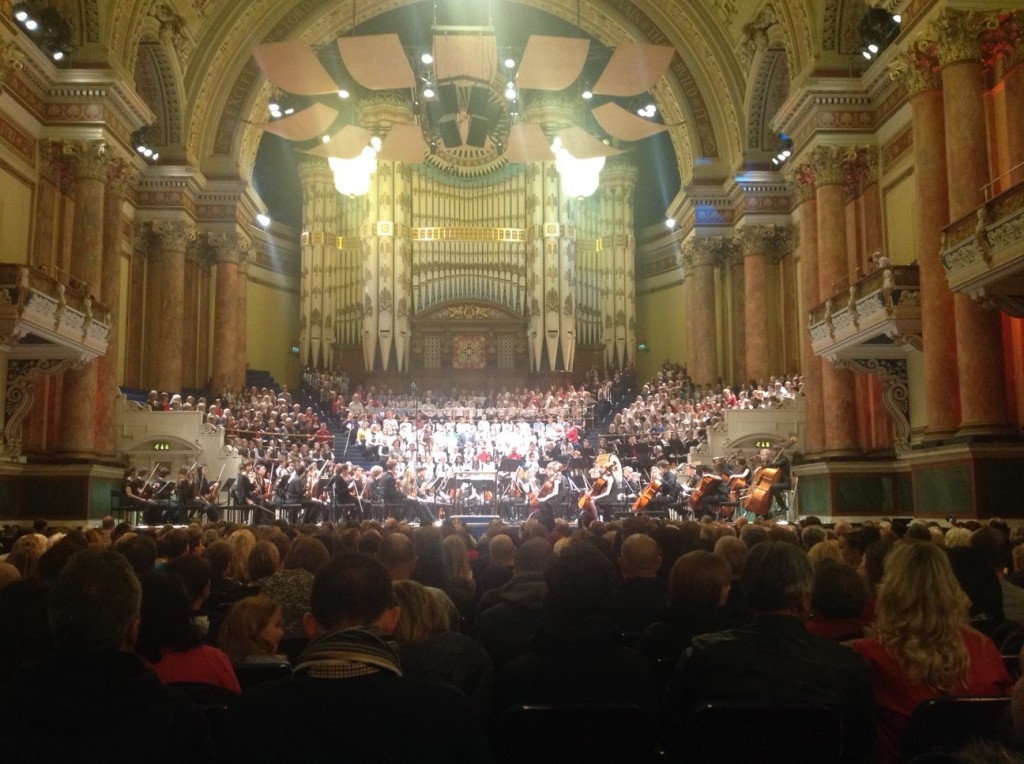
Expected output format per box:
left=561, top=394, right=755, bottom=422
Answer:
left=294, top=627, right=402, bottom=679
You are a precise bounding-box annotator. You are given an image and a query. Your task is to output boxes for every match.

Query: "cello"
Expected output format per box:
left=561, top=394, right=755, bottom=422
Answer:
left=631, top=479, right=661, bottom=513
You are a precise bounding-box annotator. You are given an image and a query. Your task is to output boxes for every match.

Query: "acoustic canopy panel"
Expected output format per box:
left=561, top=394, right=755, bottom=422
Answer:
left=592, top=43, right=675, bottom=97
left=515, top=36, right=589, bottom=91
left=252, top=41, right=339, bottom=95
left=592, top=102, right=668, bottom=142
left=262, top=102, right=339, bottom=141
left=337, top=34, right=417, bottom=90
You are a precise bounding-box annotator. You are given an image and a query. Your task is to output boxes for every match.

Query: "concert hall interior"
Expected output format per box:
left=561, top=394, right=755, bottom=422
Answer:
left=1, top=0, right=1024, bottom=524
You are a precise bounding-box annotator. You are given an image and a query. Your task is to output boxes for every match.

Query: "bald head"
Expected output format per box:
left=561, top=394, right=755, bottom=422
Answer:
left=489, top=534, right=515, bottom=566
left=378, top=533, right=416, bottom=580
left=620, top=534, right=662, bottom=579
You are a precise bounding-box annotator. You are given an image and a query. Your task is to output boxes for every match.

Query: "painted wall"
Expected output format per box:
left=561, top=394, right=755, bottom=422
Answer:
left=0, top=165, right=33, bottom=263
left=636, top=280, right=686, bottom=381
left=247, top=270, right=299, bottom=385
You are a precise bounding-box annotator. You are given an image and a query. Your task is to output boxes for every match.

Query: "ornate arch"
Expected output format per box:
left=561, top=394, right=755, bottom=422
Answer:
left=183, top=0, right=743, bottom=184
left=133, top=33, right=185, bottom=149
left=821, top=0, right=864, bottom=55
left=745, top=47, right=790, bottom=152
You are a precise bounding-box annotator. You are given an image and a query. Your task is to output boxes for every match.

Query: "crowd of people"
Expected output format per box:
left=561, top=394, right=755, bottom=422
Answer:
left=3, top=511, right=1024, bottom=761
left=126, top=363, right=805, bottom=530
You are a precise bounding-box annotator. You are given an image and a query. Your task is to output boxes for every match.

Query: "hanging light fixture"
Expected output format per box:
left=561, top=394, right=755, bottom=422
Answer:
left=328, top=136, right=381, bottom=196
left=551, top=136, right=604, bottom=198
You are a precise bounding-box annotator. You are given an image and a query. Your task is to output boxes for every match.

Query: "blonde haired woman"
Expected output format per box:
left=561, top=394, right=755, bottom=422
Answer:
left=851, top=542, right=1011, bottom=763
left=218, top=595, right=287, bottom=665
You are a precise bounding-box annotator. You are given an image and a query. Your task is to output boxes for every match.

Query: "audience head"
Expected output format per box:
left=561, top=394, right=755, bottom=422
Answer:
left=283, top=536, right=330, bottom=576
left=810, top=559, right=867, bottom=619
left=391, top=579, right=450, bottom=643
left=134, top=570, right=202, bottom=663
left=115, top=534, right=157, bottom=577
left=741, top=541, right=814, bottom=615
left=513, top=538, right=554, bottom=574
left=378, top=533, right=417, bottom=580
left=947, top=545, right=1004, bottom=623
left=308, top=554, right=397, bottom=635
left=669, top=550, right=732, bottom=611
left=870, top=541, right=970, bottom=692
left=969, top=526, right=1013, bottom=576
left=218, top=595, right=284, bottom=664
left=48, top=550, right=141, bottom=655
left=488, top=534, right=516, bottom=566
left=619, top=534, right=662, bottom=579
left=545, top=542, right=617, bottom=617
left=712, top=535, right=748, bottom=577
left=164, top=555, right=211, bottom=608
left=247, top=541, right=281, bottom=581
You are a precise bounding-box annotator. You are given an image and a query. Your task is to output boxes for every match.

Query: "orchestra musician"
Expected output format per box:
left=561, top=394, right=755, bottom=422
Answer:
left=143, top=467, right=174, bottom=525
left=379, top=459, right=434, bottom=525
left=328, top=463, right=359, bottom=522
left=189, top=464, right=220, bottom=523
left=759, top=445, right=793, bottom=515
left=122, top=467, right=156, bottom=521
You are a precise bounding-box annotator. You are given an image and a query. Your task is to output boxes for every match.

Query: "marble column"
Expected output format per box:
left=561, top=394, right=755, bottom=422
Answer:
left=741, top=225, right=783, bottom=384
left=32, top=142, right=72, bottom=269
left=810, top=146, right=860, bottom=455
left=684, top=238, right=719, bottom=387
left=894, top=43, right=960, bottom=438
left=792, top=169, right=825, bottom=456
left=210, top=232, right=250, bottom=396
left=235, top=257, right=249, bottom=394
left=143, top=221, right=193, bottom=394
left=727, top=247, right=745, bottom=384
left=59, top=140, right=108, bottom=457
left=935, top=9, right=1011, bottom=435
left=182, top=241, right=201, bottom=389
left=95, top=160, right=134, bottom=457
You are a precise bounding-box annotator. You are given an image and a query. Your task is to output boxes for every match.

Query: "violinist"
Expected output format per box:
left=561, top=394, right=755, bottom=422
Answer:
left=190, top=464, right=220, bottom=523
left=122, top=467, right=156, bottom=521
left=285, top=463, right=308, bottom=524
left=145, top=467, right=174, bottom=525
left=379, top=459, right=434, bottom=525
left=619, top=466, right=641, bottom=503
left=529, top=463, right=563, bottom=530
left=329, top=463, right=359, bottom=521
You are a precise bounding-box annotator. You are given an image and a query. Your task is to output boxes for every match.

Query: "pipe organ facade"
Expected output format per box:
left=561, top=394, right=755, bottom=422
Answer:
left=298, top=152, right=637, bottom=381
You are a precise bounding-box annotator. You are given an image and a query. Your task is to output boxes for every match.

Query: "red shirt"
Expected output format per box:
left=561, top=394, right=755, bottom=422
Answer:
left=850, top=628, right=1011, bottom=763
left=148, top=645, right=241, bottom=693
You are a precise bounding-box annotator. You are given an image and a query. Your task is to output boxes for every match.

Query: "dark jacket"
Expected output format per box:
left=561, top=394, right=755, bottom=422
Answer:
left=399, top=631, right=494, bottom=719
left=476, top=572, right=548, bottom=668
left=7, top=650, right=214, bottom=763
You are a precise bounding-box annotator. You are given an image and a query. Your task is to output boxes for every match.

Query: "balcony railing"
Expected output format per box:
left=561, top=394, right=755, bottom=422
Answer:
left=808, top=265, right=921, bottom=360
left=0, top=264, right=110, bottom=359
left=941, top=178, right=1024, bottom=316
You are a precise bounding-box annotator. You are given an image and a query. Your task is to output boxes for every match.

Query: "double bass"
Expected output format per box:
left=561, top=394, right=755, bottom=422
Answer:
left=742, top=445, right=786, bottom=517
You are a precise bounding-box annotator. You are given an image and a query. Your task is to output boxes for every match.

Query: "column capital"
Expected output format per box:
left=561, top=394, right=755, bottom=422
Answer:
left=808, top=145, right=851, bottom=188
left=983, top=10, right=1024, bottom=79
left=65, top=140, right=110, bottom=183
left=206, top=231, right=252, bottom=266
left=787, top=164, right=817, bottom=205
left=40, top=141, right=75, bottom=195
left=104, top=158, right=137, bottom=199
left=0, top=37, right=25, bottom=89
left=889, top=41, right=942, bottom=98
left=682, top=237, right=725, bottom=270
left=846, top=146, right=880, bottom=195
left=931, top=9, right=999, bottom=67
left=739, top=224, right=791, bottom=261
left=141, top=220, right=196, bottom=255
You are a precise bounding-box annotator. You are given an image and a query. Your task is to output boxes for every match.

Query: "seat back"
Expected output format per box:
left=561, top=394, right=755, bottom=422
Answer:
left=902, top=696, right=1011, bottom=760
left=232, top=660, right=292, bottom=690
left=680, top=702, right=846, bottom=764
left=496, top=703, right=658, bottom=764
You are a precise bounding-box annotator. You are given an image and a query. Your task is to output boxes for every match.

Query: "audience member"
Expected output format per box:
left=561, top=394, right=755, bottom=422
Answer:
left=608, top=533, right=667, bottom=639
left=260, top=535, right=330, bottom=639
left=218, top=595, right=287, bottom=665
left=6, top=550, right=214, bottom=761
left=223, top=553, right=493, bottom=762
left=665, top=541, right=872, bottom=761
left=851, top=541, right=1012, bottom=763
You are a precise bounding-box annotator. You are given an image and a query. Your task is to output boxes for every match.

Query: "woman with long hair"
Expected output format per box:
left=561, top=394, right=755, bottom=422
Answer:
left=851, top=541, right=1011, bottom=763
left=218, top=595, right=286, bottom=665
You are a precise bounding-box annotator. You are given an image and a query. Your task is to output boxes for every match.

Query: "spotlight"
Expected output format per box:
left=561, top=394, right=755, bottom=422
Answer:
left=893, top=14, right=902, bottom=23
left=421, top=52, right=433, bottom=65
left=131, top=126, right=160, bottom=164
left=665, top=218, right=676, bottom=229
left=868, top=43, right=879, bottom=54
left=25, top=18, right=37, bottom=30
left=321, top=135, right=330, bottom=143
left=338, top=88, right=350, bottom=99
left=256, top=213, right=271, bottom=228
left=52, top=50, right=63, bottom=61
left=504, top=83, right=516, bottom=100
left=581, top=89, right=593, bottom=100
left=504, top=57, right=516, bottom=69
left=423, top=85, right=435, bottom=99
left=14, top=9, right=28, bottom=22
left=862, top=50, right=872, bottom=60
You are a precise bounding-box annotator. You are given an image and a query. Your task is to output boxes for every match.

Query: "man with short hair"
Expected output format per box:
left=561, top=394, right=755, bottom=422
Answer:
left=7, top=550, right=213, bottom=761
left=224, top=554, right=492, bottom=762
left=609, top=533, right=666, bottom=637
left=665, top=541, right=871, bottom=760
